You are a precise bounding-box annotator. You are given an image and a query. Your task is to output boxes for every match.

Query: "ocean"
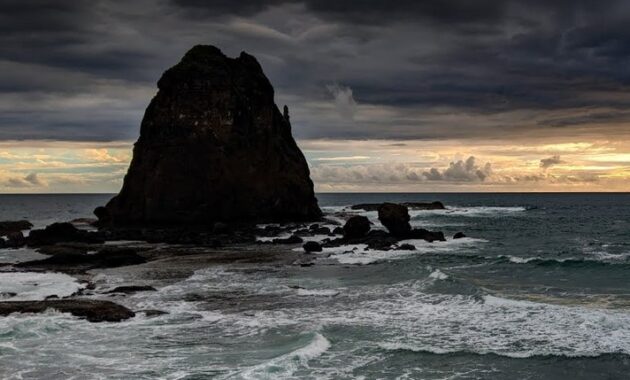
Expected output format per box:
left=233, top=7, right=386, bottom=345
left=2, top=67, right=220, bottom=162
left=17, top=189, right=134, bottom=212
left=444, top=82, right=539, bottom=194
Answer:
left=2, top=193, right=630, bottom=379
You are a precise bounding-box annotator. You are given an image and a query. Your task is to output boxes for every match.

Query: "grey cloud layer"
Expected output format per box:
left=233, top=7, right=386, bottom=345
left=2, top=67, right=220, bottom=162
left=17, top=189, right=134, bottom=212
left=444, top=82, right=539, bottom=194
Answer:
left=2, top=0, right=630, bottom=141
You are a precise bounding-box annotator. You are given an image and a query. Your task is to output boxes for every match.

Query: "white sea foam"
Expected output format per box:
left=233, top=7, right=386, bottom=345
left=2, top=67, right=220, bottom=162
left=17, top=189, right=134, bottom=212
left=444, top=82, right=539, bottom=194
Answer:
left=428, top=269, right=449, bottom=280
left=296, top=289, right=340, bottom=297
left=0, top=272, right=84, bottom=301
left=176, top=266, right=630, bottom=360
left=236, top=333, right=331, bottom=379
left=410, top=206, right=527, bottom=218
left=325, top=237, right=487, bottom=265
left=501, top=255, right=541, bottom=264
left=582, top=245, right=630, bottom=261
left=365, top=290, right=630, bottom=359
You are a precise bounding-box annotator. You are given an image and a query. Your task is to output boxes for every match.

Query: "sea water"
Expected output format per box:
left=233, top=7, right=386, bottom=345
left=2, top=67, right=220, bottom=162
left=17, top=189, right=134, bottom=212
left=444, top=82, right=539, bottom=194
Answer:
left=1, top=193, right=630, bottom=379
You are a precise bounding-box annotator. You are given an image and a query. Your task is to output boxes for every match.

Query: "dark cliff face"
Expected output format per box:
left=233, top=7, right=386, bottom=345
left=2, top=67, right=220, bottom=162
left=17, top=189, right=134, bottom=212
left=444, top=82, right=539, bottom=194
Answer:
left=103, top=45, right=321, bottom=225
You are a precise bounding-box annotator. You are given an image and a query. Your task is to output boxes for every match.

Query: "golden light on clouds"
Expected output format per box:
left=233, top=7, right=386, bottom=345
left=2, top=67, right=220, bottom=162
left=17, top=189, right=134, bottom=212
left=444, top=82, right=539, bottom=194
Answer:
left=1, top=138, right=630, bottom=193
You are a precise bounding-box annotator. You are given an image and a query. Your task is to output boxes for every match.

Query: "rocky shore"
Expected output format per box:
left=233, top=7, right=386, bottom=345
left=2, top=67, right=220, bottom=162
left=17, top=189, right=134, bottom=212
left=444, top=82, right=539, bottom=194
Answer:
left=0, top=200, right=464, bottom=322
left=0, top=198, right=468, bottom=321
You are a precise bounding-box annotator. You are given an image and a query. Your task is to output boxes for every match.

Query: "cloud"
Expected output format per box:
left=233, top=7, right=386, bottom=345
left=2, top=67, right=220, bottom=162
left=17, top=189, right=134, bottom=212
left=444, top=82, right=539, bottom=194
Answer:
left=540, top=155, right=563, bottom=169
left=1, top=0, right=630, bottom=146
left=326, top=84, right=357, bottom=120
left=423, top=156, right=492, bottom=182
left=315, top=156, right=369, bottom=161
left=4, top=172, right=46, bottom=188
left=83, top=148, right=129, bottom=163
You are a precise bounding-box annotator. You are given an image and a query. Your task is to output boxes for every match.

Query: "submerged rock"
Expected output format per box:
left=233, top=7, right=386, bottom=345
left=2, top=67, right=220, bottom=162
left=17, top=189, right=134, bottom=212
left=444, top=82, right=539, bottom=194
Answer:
left=0, top=300, right=134, bottom=322
left=453, top=232, right=467, bottom=239
left=377, top=203, right=411, bottom=237
left=407, top=229, right=446, bottom=242
left=99, top=45, right=321, bottom=226
left=343, top=216, right=371, bottom=238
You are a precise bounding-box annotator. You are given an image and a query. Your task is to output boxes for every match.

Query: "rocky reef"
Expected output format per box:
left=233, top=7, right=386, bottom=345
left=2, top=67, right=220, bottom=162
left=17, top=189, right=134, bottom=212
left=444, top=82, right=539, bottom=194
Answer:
left=0, top=300, right=135, bottom=323
left=100, top=45, right=321, bottom=226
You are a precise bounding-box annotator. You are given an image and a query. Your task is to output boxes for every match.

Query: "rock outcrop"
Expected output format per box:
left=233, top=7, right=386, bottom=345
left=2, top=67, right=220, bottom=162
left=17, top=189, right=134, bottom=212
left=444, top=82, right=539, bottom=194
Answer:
left=0, top=300, right=134, bottom=322
left=100, top=45, right=321, bottom=225
left=377, top=203, right=411, bottom=237
left=27, top=223, right=103, bottom=246
left=303, top=241, right=323, bottom=252
left=343, top=216, right=371, bottom=238
left=0, top=220, right=32, bottom=236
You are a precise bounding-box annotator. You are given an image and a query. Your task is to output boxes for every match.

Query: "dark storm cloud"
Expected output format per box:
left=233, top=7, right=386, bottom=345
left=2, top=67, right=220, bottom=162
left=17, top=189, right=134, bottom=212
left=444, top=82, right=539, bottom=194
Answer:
left=1, top=0, right=630, bottom=141
left=174, top=0, right=508, bottom=25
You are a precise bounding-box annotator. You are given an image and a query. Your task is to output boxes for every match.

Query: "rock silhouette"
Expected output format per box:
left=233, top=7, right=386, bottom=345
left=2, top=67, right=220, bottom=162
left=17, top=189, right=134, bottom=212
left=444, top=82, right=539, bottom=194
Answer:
left=100, top=45, right=321, bottom=225
left=377, top=203, right=411, bottom=237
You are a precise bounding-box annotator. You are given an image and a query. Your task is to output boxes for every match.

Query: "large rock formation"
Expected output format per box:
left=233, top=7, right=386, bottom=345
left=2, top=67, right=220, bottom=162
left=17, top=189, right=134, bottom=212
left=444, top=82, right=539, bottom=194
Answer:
left=101, top=45, right=321, bottom=225
left=377, top=203, right=411, bottom=237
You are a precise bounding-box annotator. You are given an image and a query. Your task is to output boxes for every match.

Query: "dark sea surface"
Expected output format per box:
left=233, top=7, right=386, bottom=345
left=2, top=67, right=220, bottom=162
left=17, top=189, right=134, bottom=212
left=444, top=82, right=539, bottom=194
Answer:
left=2, top=193, right=630, bottom=379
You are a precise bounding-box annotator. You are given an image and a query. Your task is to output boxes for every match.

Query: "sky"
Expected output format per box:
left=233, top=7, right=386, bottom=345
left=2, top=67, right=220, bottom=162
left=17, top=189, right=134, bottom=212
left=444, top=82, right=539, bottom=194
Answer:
left=2, top=0, right=630, bottom=192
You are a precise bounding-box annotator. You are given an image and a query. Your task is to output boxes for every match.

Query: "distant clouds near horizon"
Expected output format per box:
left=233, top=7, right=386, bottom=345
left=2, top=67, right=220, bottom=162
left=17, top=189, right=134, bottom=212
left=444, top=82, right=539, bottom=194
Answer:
left=1, top=0, right=630, bottom=192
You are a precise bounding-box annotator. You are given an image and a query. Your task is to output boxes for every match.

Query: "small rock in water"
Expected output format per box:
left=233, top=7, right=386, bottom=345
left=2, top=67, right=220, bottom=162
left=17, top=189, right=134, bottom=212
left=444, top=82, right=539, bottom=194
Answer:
left=407, top=229, right=446, bottom=242
left=453, top=232, right=467, bottom=239
left=105, top=286, right=157, bottom=294
left=303, top=241, right=323, bottom=253
left=343, top=216, right=371, bottom=238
